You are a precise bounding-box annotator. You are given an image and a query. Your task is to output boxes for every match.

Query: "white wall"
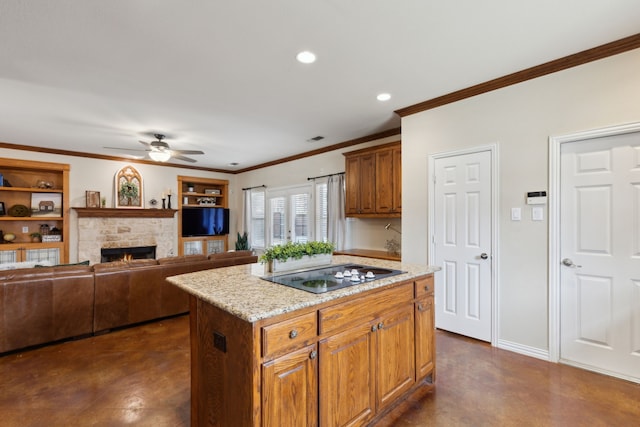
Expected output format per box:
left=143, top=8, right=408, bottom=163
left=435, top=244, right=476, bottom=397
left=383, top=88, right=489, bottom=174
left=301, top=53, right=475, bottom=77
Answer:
left=233, top=134, right=401, bottom=251
left=401, top=48, right=640, bottom=352
left=0, top=147, right=234, bottom=261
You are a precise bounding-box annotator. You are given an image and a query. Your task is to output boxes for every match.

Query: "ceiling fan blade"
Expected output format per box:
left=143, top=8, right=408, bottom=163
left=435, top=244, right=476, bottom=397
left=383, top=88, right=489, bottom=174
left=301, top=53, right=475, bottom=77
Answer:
left=138, top=140, right=153, bottom=149
left=171, top=154, right=198, bottom=163
left=172, top=149, right=204, bottom=155
left=104, top=146, right=147, bottom=152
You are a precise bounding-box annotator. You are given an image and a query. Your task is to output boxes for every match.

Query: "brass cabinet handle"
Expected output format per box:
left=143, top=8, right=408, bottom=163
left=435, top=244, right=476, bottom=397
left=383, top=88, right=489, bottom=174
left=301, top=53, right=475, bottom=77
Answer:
left=417, top=303, right=430, bottom=312
left=424, top=285, right=430, bottom=292
left=289, top=329, right=298, bottom=339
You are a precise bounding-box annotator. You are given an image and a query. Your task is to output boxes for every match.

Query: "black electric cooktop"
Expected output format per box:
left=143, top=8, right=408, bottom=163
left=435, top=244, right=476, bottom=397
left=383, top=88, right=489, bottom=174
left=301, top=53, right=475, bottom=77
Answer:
left=261, top=263, right=405, bottom=294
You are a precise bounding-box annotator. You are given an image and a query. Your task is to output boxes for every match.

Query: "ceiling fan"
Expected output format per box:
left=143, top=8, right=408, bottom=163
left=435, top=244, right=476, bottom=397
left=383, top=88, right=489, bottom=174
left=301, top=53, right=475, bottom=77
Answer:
left=105, top=134, right=205, bottom=163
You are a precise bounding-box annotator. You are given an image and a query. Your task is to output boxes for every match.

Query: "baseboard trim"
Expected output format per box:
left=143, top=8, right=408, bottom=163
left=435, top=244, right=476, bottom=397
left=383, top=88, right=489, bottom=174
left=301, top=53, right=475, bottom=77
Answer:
left=497, top=339, right=550, bottom=361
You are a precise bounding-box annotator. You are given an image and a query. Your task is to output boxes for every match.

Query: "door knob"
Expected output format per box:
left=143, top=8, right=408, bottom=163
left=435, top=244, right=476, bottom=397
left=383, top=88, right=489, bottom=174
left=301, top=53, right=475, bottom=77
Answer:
left=562, top=258, right=582, bottom=268
left=480, top=253, right=488, bottom=260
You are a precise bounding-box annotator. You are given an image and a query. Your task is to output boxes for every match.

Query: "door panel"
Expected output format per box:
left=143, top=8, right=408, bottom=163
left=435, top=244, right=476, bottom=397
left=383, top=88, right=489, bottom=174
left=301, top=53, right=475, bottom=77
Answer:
left=560, top=131, right=640, bottom=381
left=319, top=323, right=375, bottom=427
left=267, top=186, right=313, bottom=247
left=434, top=150, right=492, bottom=342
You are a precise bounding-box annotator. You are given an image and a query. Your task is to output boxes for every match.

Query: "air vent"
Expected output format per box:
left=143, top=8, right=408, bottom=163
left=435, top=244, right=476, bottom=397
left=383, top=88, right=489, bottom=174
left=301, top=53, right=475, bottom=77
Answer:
left=308, top=136, right=324, bottom=142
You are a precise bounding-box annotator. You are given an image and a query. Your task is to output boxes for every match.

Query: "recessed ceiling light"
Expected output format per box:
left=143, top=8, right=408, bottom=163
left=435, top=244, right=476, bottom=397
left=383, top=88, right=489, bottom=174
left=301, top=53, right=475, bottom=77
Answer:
left=296, top=51, right=316, bottom=64
left=377, top=93, right=391, bottom=101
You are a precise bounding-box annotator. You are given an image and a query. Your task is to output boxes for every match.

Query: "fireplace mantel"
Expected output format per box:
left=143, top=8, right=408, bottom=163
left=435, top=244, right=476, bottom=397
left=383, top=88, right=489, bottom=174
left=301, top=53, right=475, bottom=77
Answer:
left=73, top=208, right=178, bottom=218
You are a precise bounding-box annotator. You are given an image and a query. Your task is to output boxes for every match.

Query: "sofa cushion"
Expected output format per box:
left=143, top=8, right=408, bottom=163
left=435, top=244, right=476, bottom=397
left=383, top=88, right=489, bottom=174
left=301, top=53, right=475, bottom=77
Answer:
left=158, top=255, right=207, bottom=264
left=208, top=250, right=254, bottom=260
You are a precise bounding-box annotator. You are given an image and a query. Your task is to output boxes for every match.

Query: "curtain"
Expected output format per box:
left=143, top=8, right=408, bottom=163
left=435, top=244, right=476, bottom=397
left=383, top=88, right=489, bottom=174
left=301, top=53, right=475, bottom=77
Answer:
left=242, top=188, right=251, bottom=236
left=327, top=174, right=345, bottom=251
left=243, top=187, right=266, bottom=249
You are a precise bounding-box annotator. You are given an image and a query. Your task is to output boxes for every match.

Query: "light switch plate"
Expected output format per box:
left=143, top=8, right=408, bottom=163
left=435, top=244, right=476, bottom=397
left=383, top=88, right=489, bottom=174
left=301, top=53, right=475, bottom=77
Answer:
left=532, top=206, right=544, bottom=221
left=511, top=207, right=521, bottom=221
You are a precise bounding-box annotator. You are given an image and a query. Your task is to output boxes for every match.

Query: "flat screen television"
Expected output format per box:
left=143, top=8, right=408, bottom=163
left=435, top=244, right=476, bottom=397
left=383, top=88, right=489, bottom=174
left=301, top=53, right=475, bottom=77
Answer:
left=181, top=207, right=230, bottom=237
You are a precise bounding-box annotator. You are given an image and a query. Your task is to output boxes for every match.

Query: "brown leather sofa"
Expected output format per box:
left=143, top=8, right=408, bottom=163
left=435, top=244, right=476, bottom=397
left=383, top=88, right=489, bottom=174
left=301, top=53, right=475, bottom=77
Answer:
left=0, top=265, right=95, bottom=353
left=0, top=251, right=257, bottom=353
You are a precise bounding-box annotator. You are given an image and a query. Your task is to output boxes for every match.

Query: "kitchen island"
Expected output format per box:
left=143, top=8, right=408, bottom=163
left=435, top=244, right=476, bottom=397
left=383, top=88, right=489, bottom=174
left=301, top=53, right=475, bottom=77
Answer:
left=168, top=255, right=438, bottom=427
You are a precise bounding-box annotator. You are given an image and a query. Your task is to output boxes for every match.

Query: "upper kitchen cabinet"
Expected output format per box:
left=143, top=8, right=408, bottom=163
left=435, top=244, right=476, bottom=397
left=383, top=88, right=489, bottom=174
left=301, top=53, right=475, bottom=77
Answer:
left=344, top=141, right=401, bottom=217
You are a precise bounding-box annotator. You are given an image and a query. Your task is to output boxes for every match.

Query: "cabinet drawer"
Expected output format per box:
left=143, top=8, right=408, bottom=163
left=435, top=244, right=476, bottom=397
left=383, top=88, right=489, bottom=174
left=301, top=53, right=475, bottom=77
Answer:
left=262, top=312, right=317, bottom=358
left=415, top=275, right=434, bottom=298
left=319, top=283, right=413, bottom=335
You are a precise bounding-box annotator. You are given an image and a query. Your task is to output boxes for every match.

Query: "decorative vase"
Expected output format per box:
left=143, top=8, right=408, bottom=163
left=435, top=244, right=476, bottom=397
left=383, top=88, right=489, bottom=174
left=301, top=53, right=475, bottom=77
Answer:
left=268, top=253, right=332, bottom=273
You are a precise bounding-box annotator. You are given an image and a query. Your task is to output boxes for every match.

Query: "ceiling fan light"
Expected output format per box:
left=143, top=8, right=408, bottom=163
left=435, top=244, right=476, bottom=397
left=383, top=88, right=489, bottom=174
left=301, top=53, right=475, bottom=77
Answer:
left=149, top=150, right=171, bottom=162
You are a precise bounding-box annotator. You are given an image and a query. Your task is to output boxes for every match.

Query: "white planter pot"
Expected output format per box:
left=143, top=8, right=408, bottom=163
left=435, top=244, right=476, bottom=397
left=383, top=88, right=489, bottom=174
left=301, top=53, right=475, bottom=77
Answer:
left=269, top=253, right=332, bottom=273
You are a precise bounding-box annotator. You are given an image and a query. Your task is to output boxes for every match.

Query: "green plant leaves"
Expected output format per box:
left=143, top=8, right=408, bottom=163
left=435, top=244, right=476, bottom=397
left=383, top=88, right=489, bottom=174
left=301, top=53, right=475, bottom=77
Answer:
left=260, top=241, right=334, bottom=263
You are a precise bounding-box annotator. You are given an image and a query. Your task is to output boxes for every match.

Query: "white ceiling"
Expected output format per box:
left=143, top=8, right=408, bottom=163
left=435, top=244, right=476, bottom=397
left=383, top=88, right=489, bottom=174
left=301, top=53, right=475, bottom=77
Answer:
left=1, top=1, right=639, bottom=171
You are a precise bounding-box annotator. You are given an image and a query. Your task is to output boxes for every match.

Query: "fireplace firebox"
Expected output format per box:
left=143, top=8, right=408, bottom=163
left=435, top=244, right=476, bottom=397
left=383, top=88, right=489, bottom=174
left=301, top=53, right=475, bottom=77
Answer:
left=100, top=245, right=157, bottom=263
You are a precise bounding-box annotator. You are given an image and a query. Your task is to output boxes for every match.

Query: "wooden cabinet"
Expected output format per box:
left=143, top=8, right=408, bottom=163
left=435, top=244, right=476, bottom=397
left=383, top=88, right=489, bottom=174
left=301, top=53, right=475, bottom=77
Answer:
left=0, top=158, right=69, bottom=265
left=376, top=304, right=415, bottom=409
left=344, top=141, right=401, bottom=217
left=0, top=243, right=63, bottom=265
left=177, top=175, right=229, bottom=255
left=262, top=344, right=318, bottom=427
left=415, top=275, right=435, bottom=381
left=319, top=322, right=375, bottom=426
left=345, top=153, right=375, bottom=215
left=189, top=273, right=435, bottom=427
left=319, top=303, right=415, bottom=426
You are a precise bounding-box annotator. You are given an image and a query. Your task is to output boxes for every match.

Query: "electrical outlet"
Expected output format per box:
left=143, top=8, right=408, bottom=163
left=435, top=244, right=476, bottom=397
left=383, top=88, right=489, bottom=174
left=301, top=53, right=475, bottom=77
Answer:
left=22, top=226, right=29, bottom=233
left=213, top=331, right=227, bottom=352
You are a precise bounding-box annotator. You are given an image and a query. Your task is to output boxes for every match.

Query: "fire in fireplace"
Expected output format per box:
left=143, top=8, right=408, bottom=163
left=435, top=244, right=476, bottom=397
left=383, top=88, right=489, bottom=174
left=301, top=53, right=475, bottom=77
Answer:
left=101, top=246, right=157, bottom=263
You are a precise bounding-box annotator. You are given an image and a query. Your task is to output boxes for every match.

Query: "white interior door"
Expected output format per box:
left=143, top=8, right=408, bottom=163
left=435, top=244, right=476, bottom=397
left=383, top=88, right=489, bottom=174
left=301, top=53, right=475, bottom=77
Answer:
left=433, top=150, right=493, bottom=342
left=560, top=131, right=640, bottom=381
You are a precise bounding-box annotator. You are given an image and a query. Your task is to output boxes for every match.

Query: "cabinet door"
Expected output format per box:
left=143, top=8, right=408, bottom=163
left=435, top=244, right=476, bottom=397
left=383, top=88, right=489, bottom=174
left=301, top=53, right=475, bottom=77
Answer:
left=25, top=245, right=62, bottom=265
left=182, top=240, right=203, bottom=255
left=375, top=148, right=394, bottom=213
left=359, top=153, right=376, bottom=214
left=415, top=295, right=435, bottom=381
left=0, top=248, right=19, bottom=263
left=262, top=344, right=318, bottom=427
left=345, top=156, right=361, bottom=215
left=319, top=322, right=375, bottom=427
left=392, top=145, right=402, bottom=212
left=376, top=304, right=415, bottom=409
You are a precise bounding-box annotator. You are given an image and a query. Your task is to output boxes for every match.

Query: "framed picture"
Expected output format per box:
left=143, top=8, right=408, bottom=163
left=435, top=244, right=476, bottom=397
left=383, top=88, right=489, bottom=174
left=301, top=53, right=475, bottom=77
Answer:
left=0, top=201, right=5, bottom=216
left=86, top=191, right=101, bottom=208
left=114, top=165, right=143, bottom=209
left=30, top=193, right=63, bottom=217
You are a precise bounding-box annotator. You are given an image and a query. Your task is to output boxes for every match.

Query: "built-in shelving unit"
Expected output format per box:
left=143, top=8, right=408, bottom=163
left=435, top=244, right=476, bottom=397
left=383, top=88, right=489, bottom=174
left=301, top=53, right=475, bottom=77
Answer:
left=0, top=158, right=70, bottom=264
left=177, top=175, right=229, bottom=255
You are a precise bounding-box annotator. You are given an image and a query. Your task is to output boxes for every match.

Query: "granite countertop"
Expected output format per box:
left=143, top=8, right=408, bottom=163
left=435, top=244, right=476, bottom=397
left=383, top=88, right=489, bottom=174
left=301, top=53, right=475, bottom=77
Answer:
left=167, top=255, right=439, bottom=323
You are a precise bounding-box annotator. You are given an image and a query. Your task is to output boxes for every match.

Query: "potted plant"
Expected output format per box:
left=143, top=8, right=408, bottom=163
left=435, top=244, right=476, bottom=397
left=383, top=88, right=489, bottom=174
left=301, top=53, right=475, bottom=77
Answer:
left=235, top=231, right=250, bottom=251
left=260, top=241, right=334, bottom=273
left=30, top=232, right=42, bottom=243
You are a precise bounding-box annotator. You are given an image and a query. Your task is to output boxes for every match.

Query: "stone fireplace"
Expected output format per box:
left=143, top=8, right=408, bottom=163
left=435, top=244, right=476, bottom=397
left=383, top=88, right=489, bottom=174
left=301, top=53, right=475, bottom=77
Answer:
left=75, top=208, right=176, bottom=264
